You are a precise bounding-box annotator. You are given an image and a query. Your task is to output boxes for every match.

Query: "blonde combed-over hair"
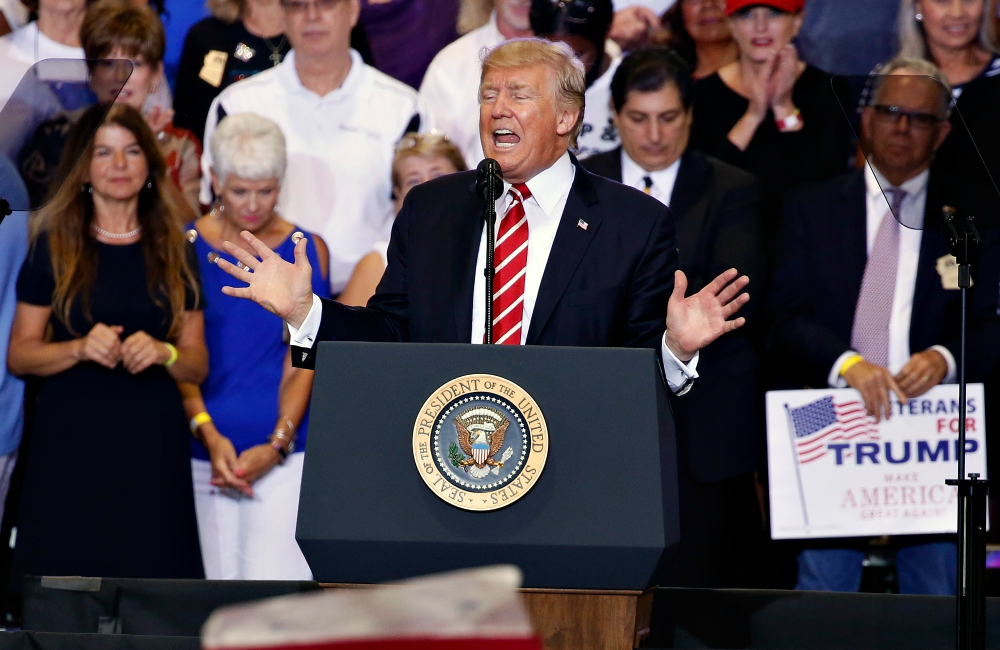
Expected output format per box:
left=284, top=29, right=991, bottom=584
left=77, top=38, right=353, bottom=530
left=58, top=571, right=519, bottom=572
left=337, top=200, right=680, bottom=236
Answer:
left=480, top=38, right=588, bottom=147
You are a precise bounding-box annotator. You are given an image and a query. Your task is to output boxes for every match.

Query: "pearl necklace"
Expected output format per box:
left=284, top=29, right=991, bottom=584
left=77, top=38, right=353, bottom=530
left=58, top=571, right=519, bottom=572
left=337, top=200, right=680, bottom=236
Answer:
left=90, top=223, right=142, bottom=240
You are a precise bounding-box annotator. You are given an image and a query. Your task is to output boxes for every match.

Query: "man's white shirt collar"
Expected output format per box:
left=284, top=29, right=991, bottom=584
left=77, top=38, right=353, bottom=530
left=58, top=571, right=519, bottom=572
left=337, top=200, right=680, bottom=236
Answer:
left=501, top=151, right=575, bottom=215
left=865, top=163, right=929, bottom=230
left=620, top=150, right=681, bottom=206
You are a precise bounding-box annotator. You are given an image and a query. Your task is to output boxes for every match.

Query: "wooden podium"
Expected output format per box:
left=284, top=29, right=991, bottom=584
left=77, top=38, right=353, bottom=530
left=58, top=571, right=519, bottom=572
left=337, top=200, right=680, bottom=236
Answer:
left=520, top=588, right=653, bottom=650
left=302, top=342, right=677, bottom=649
left=321, top=583, right=653, bottom=650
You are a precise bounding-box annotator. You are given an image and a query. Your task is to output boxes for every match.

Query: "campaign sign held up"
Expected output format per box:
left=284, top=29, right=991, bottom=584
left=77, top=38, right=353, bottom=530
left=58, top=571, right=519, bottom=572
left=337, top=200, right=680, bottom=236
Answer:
left=766, top=384, right=986, bottom=540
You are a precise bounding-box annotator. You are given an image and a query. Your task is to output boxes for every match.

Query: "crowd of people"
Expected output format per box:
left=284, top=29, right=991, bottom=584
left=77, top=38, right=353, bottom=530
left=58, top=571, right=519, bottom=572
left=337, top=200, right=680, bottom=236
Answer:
left=0, top=0, right=999, bottom=600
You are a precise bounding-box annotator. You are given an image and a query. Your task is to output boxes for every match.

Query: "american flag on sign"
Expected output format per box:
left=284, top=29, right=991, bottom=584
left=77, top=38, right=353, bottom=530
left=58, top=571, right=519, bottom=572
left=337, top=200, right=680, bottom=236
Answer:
left=786, top=396, right=878, bottom=464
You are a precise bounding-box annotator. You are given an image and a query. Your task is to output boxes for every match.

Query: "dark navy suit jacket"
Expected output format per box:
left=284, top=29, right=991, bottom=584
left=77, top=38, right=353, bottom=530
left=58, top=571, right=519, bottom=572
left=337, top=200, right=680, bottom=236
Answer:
left=765, top=168, right=1000, bottom=388
left=293, top=156, right=677, bottom=359
left=583, top=147, right=765, bottom=482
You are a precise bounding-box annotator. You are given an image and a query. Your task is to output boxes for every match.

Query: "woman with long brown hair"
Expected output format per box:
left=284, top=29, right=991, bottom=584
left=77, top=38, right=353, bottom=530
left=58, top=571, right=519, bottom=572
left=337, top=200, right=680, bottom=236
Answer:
left=661, top=0, right=739, bottom=79
left=8, top=103, right=207, bottom=579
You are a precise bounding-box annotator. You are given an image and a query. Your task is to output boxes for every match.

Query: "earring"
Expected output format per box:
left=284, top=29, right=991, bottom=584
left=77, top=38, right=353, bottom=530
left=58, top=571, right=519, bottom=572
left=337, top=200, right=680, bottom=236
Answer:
left=915, top=12, right=923, bottom=20
left=146, top=179, right=153, bottom=189
left=88, top=185, right=93, bottom=194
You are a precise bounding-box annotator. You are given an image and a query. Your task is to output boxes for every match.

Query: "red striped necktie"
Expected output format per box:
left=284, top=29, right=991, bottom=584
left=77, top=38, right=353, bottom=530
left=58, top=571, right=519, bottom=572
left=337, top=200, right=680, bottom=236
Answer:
left=491, top=183, right=530, bottom=345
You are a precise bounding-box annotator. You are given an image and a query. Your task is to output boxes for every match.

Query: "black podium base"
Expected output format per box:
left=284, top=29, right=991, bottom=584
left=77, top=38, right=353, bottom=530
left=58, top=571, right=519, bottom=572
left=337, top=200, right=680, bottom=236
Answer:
left=643, top=587, right=1000, bottom=649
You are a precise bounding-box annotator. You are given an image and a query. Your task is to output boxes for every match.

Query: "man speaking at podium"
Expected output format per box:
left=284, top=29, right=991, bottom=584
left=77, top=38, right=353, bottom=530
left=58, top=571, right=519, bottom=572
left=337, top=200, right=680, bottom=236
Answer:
left=215, top=38, right=751, bottom=394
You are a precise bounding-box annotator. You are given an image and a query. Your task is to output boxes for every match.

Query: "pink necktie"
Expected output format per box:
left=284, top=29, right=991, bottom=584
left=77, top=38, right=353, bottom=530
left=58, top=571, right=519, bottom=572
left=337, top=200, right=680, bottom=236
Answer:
left=491, top=183, right=530, bottom=345
left=850, top=187, right=906, bottom=367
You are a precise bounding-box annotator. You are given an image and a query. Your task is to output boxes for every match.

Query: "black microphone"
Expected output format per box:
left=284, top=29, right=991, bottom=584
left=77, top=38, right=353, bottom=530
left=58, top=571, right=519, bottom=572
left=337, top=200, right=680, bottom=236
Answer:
left=476, top=158, right=503, bottom=201
left=477, top=158, right=503, bottom=344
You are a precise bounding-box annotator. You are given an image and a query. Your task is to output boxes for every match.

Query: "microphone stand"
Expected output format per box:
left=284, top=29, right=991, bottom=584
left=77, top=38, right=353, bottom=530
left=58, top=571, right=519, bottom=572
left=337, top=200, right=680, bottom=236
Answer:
left=477, top=159, right=503, bottom=344
left=941, top=206, right=989, bottom=650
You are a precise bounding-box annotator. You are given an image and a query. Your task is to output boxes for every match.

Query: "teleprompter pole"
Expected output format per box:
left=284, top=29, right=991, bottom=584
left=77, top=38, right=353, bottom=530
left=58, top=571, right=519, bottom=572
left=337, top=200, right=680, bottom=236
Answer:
left=941, top=206, right=989, bottom=650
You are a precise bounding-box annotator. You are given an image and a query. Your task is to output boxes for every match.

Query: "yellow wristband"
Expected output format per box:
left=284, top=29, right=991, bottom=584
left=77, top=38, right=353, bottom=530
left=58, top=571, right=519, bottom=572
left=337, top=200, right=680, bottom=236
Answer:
left=840, top=354, right=865, bottom=376
left=189, top=412, right=212, bottom=434
left=164, top=342, right=179, bottom=367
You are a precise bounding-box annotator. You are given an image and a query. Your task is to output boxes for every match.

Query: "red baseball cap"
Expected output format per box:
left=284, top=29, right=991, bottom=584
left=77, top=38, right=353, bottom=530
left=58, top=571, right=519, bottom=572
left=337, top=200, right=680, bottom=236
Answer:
left=725, top=0, right=806, bottom=16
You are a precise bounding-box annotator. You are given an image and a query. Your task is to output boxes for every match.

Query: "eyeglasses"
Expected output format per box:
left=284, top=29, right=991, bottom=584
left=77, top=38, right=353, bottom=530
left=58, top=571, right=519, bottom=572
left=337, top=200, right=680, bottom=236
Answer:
left=281, top=0, right=345, bottom=14
left=871, top=104, right=944, bottom=130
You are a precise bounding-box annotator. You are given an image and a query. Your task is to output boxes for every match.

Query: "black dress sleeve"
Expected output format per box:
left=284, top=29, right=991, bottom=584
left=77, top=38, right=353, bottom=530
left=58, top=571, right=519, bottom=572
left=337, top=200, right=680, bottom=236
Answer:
left=16, top=234, right=55, bottom=307
left=688, top=74, right=749, bottom=169
left=173, top=18, right=216, bottom=143
left=184, top=242, right=205, bottom=311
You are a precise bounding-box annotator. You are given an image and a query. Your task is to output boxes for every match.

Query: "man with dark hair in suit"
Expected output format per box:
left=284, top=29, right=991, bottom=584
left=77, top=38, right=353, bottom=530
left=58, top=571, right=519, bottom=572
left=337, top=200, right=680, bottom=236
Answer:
left=766, top=57, right=1000, bottom=594
left=215, top=37, right=751, bottom=403
left=584, top=47, right=767, bottom=588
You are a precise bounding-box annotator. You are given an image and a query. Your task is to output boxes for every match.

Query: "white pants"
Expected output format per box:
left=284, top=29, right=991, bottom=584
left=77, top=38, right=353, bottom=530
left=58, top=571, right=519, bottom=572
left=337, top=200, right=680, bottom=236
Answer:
left=192, top=452, right=313, bottom=580
left=0, top=451, right=16, bottom=527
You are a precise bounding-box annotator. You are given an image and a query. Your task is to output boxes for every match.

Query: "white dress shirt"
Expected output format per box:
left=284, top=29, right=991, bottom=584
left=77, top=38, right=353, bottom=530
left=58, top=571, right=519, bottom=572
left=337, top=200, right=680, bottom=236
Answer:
left=419, top=12, right=505, bottom=170
left=469, top=152, right=573, bottom=346
left=620, top=150, right=681, bottom=207
left=290, top=152, right=699, bottom=393
left=200, top=49, right=423, bottom=294
left=827, top=165, right=957, bottom=386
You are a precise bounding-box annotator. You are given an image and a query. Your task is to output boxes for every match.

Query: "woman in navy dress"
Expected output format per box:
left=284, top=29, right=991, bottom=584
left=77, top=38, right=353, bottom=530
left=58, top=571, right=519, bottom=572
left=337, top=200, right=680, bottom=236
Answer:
left=8, top=103, right=207, bottom=580
left=182, top=112, right=330, bottom=579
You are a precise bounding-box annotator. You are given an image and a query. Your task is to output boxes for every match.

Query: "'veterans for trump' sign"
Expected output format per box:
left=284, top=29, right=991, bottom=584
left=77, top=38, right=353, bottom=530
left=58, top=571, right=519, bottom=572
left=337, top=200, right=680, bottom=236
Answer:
left=766, top=384, right=986, bottom=539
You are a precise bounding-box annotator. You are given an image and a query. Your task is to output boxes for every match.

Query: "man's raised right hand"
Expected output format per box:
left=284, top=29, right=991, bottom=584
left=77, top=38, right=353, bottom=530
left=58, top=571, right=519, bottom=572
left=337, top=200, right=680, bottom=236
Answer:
left=218, top=230, right=315, bottom=330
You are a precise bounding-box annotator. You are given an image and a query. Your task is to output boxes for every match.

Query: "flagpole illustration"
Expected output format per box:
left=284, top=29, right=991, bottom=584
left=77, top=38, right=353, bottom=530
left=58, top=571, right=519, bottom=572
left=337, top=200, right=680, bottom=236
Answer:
left=785, top=403, right=810, bottom=527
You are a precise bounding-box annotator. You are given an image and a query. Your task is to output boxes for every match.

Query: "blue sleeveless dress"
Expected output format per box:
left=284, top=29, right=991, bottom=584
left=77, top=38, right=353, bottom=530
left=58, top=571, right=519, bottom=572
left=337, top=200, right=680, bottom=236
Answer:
left=188, top=224, right=331, bottom=460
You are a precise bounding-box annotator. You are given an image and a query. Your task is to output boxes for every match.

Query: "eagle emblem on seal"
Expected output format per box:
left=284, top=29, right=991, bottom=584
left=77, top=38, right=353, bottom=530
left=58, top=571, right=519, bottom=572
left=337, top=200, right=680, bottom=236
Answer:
left=449, top=407, right=515, bottom=479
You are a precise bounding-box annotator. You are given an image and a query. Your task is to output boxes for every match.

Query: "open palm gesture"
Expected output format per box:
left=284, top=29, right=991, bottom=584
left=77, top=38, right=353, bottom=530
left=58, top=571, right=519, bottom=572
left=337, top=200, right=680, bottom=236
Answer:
left=217, top=231, right=315, bottom=329
left=664, top=268, right=750, bottom=361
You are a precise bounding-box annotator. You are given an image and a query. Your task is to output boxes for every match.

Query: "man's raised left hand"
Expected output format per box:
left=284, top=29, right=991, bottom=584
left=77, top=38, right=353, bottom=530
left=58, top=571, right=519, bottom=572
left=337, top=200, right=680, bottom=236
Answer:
left=664, top=269, right=750, bottom=362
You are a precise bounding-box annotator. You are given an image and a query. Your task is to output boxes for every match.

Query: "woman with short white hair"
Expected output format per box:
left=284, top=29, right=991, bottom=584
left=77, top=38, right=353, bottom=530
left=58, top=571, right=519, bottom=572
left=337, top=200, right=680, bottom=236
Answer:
left=181, top=112, right=331, bottom=579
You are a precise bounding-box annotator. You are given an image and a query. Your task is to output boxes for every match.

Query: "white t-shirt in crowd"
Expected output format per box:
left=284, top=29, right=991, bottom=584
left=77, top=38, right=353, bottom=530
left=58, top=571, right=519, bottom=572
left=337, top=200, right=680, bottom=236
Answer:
left=200, top=49, right=424, bottom=294
left=419, top=11, right=504, bottom=169
left=0, top=22, right=84, bottom=108
left=575, top=55, right=622, bottom=160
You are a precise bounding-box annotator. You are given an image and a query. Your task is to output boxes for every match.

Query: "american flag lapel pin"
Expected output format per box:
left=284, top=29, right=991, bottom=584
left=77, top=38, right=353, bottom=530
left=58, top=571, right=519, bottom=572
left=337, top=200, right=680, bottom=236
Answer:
left=577, top=219, right=588, bottom=231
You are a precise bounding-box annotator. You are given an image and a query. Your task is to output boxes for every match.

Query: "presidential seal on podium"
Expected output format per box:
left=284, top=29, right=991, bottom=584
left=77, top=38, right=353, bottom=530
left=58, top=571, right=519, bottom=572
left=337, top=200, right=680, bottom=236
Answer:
left=412, top=374, right=549, bottom=511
